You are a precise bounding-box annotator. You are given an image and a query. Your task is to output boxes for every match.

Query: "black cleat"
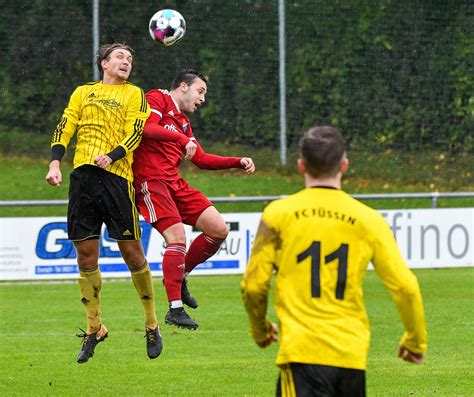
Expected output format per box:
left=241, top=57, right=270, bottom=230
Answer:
left=145, top=326, right=163, bottom=359
left=76, top=324, right=108, bottom=363
left=181, top=277, right=198, bottom=309
left=165, top=307, right=199, bottom=330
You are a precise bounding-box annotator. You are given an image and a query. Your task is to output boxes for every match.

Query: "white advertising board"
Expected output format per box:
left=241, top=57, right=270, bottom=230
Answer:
left=0, top=209, right=472, bottom=281
left=0, top=213, right=261, bottom=281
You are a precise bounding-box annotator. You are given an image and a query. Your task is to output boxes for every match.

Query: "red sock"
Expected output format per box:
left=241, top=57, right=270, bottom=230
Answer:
left=162, top=243, right=186, bottom=302
left=185, top=234, right=225, bottom=273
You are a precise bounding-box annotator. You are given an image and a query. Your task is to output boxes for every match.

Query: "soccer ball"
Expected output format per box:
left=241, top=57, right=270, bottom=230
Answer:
left=149, top=9, right=186, bottom=47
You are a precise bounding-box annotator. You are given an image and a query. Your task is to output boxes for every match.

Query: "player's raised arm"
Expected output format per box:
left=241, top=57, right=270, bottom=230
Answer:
left=142, top=89, right=196, bottom=159
left=142, top=116, right=189, bottom=143
left=191, top=140, right=255, bottom=172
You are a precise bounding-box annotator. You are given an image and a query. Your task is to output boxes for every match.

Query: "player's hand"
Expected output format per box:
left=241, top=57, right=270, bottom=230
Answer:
left=257, top=323, right=279, bottom=348
left=398, top=345, right=424, bottom=364
left=184, top=140, right=197, bottom=160
left=45, top=160, right=62, bottom=186
left=94, top=154, right=113, bottom=169
left=241, top=157, right=255, bottom=174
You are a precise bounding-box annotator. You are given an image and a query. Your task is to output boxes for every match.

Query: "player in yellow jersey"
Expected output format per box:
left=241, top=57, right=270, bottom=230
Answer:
left=241, top=126, right=427, bottom=396
left=45, top=43, right=162, bottom=363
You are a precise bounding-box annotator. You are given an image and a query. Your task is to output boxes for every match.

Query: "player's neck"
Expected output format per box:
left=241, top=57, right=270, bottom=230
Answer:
left=102, top=75, right=126, bottom=86
left=169, top=91, right=182, bottom=112
left=304, top=174, right=341, bottom=190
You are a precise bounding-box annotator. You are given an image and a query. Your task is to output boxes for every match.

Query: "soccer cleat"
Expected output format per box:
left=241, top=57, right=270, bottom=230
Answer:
left=181, top=277, right=198, bottom=309
left=145, top=326, right=163, bottom=359
left=165, top=307, right=199, bottom=330
left=76, top=324, right=108, bottom=364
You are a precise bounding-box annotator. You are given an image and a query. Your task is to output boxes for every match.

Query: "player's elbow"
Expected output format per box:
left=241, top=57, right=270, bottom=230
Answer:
left=240, top=278, right=268, bottom=299
left=401, top=273, right=422, bottom=296
left=392, top=281, right=419, bottom=299
left=391, top=279, right=422, bottom=308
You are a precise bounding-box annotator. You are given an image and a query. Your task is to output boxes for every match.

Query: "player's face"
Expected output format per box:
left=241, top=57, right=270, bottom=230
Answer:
left=102, top=49, right=133, bottom=82
left=181, top=78, right=207, bottom=113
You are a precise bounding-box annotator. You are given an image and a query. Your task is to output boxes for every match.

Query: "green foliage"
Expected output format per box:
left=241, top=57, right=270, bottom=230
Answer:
left=286, top=1, right=473, bottom=151
left=1, top=1, right=472, bottom=152
left=1, top=269, right=473, bottom=395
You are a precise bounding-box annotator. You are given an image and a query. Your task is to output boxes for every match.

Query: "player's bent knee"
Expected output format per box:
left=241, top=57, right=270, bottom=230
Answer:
left=213, top=223, right=229, bottom=239
left=162, top=223, right=186, bottom=244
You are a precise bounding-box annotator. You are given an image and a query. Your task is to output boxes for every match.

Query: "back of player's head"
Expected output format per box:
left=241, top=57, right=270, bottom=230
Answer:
left=299, top=126, right=346, bottom=178
left=171, top=69, right=209, bottom=89
left=96, top=43, right=134, bottom=74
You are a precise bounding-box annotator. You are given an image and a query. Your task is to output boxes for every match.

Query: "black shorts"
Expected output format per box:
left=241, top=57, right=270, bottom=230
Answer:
left=276, top=363, right=366, bottom=397
left=68, top=165, right=141, bottom=241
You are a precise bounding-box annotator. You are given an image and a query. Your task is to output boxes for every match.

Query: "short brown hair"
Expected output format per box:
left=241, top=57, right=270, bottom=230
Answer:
left=171, top=69, right=209, bottom=89
left=299, top=126, right=346, bottom=178
left=95, top=43, right=134, bottom=74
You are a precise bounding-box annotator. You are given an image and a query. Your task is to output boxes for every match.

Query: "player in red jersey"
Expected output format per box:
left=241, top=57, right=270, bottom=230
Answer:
left=133, top=69, right=255, bottom=329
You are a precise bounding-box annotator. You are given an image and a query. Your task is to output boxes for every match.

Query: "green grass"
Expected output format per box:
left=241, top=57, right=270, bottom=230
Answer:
left=1, top=147, right=473, bottom=217
left=1, top=268, right=473, bottom=396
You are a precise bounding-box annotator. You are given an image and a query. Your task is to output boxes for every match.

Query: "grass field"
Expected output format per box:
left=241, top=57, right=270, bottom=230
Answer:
left=1, top=268, right=473, bottom=396
left=1, top=137, right=473, bottom=395
left=1, top=150, right=473, bottom=217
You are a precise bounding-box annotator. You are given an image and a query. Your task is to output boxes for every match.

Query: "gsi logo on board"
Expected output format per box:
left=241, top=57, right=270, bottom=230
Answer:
left=29, top=215, right=260, bottom=278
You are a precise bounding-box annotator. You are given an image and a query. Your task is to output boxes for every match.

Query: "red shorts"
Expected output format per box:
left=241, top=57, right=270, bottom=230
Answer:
left=135, top=178, right=213, bottom=233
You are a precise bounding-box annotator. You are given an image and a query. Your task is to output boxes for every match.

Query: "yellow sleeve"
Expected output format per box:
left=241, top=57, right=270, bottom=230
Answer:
left=371, top=215, right=428, bottom=354
left=51, top=86, right=82, bottom=149
left=119, top=87, right=150, bottom=154
left=241, top=211, right=279, bottom=343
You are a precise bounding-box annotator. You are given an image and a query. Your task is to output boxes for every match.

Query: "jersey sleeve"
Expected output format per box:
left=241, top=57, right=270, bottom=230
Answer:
left=370, top=214, right=428, bottom=354
left=241, top=206, right=279, bottom=343
left=120, top=87, right=150, bottom=154
left=51, top=86, right=82, bottom=150
left=142, top=90, right=190, bottom=146
left=191, top=140, right=243, bottom=170
left=145, top=90, right=165, bottom=122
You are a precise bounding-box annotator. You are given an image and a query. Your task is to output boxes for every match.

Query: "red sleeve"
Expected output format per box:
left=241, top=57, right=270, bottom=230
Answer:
left=143, top=90, right=189, bottom=146
left=142, top=119, right=189, bottom=146
left=191, top=140, right=243, bottom=170
left=145, top=90, right=164, bottom=118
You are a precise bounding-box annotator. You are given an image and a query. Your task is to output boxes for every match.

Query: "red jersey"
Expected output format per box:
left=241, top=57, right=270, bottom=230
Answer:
left=133, top=89, right=242, bottom=185
left=133, top=89, right=192, bottom=183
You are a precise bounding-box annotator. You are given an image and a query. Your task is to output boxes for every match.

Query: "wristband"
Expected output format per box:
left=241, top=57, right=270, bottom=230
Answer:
left=106, top=146, right=126, bottom=162
left=50, top=144, right=65, bottom=161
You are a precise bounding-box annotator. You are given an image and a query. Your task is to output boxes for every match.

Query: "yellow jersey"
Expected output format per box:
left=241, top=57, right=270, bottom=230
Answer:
left=241, top=187, right=427, bottom=370
left=51, top=81, right=150, bottom=181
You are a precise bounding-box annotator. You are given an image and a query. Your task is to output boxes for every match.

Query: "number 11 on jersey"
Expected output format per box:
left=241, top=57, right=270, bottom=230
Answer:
left=297, top=241, right=349, bottom=300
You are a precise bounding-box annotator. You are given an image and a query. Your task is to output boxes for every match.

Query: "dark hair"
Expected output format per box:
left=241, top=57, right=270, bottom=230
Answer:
left=95, top=43, right=134, bottom=74
left=171, top=68, right=208, bottom=89
left=298, top=126, right=346, bottom=178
